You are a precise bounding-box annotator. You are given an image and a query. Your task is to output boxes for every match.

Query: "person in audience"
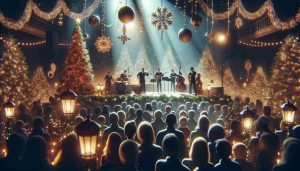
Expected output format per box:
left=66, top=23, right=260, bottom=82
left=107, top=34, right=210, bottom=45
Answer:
left=143, top=103, right=153, bottom=122
left=213, top=104, right=222, bottom=119
left=163, top=105, right=172, bottom=121
left=127, top=107, right=136, bottom=121
left=135, top=109, right=144, bottom=127
left=156, top=114, right=186, bottom=158
left=190, top=115, right=210, bottom=144
left=182, top=137, right=214, bottom=171
left=14, top=120, right=28, bottom=139
left=137, top=121, right=162, bottom=171
left=248, top=137, right=259, bottom=165
left=98, top=132, right=122, bottom=171
left=101, top=113, right=127, bottom=147
left=208, top=105, right=215, bottom=123
left=30, top=117, right=52, bottom=143
left=275, top=120, right=287, bottom=144
left=292, top=125, right=300, bottom=140
left=98, top=115, right=108, bottom=135
left=94, top=106, right=102, bottom=119
left=208, top=124, right=226, bottom=164
left=55, top=134, right=85, bottom=171
left=226, top=120, right=245, bottom=144
left=124, top=120, right=137, bottom=140
left=273, top=138, right=300, bottom=171
left=17, top=103, right=33, bottom=124
left=187, top=110, right=197, bottom=131
left=22, top=136, right=54, bottom=171
left=117, top=110, right=126, bottom=128
left=262, top=106, right=277, bottom=131
left=214, top=138, right=241, bottom=171
left=151, top=110, right=166, bottom=135
left=178, top=116, right=191, bottom=145
left=119, top=140, right=139, bottom=171
left=155, top=133, right=190, bottom=171
left=232, top=142, right=253, bottom=171
left=101, top=105, right=111, bottom=125
left=0, top=133, right=26, bottom=171
left=219, top=105, right=229, bottom=120
left=114, top=105, right=122, bottom=112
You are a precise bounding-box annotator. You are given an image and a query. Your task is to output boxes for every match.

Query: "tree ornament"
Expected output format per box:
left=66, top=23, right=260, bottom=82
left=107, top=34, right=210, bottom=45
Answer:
left=118, top=25, right=130, bottom=44
left=118, top=6, right=135, bottom=24
left=88, top=15, right=100, bottom=27
left=178, top=28, right=192, bottom=42
left=83, top=33, right=89, bottom=40
left=95, top=36, right=112, bottom=53
left=151, top=6, right=173, bottom=39
left=190, top=15, right=202, bottom=29
left=235, top=17, right=243, bottom=29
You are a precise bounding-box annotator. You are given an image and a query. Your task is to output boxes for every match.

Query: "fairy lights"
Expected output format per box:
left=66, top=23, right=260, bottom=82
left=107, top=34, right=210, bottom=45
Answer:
left=239, top=39, right=285, bottom=47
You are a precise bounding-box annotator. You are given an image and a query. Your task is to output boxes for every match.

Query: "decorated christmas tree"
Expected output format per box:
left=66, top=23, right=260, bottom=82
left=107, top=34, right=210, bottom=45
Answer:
left=0, top=36, right=31, bottom=104
left=59, top=25, right=95, bottom=95
left=269, top=35, right=300, bottom=112
left=223, top=68, right=240, bottom=97
left=31, top=66, right=55, bottom=102
left=247, top=66, right=268, bottom=101
left=197, top=47, right=221, bottom=86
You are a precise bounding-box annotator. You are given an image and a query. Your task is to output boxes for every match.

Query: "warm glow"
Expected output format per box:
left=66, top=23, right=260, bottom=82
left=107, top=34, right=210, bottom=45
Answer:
left=214, top=32, right=227, bottom=44
left=5, top=107, right=14, bottom=117
left=126, top=21, right=135, bottom=29
left=282, top=110, right=295, bottom=123
left=242, top=117, right=253, bottom=130
left=62, top=99, right=76, bottom=114
left=79, top=135, right=98, bottom=159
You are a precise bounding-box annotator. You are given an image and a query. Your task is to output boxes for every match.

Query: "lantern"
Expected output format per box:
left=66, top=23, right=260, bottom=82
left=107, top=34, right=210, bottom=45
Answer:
left=4, top=100, right=15, bottom=117
left=240, top=106, right=256, bottom=131
left=178, top=28, right=192, bottom=42
left=281, top=100, right=297, bottom=124
left=60, top=89, right=77, bottom=115
left=75, top=116, right=100, bottom=160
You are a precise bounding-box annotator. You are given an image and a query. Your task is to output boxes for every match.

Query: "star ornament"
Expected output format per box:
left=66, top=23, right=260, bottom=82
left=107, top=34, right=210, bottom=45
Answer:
left=95, top=36, right=113, bottom=53
left=118, top=34, right=130, bottom=44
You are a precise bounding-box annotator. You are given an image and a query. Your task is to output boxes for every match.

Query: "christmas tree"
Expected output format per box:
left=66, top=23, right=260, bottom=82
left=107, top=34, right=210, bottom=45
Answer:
left=0, top=36, right=31, bottom=104
left=269, top=35, right=300, bottom=112
left=59, top=25, right=95, bottom=95
left=247, top=66, right=268, bottom=101
left=197, top=47, right=221, bottom=86
left=223, top=68, right=240, bottom=97
left=31, top=66, right=55, bottom=102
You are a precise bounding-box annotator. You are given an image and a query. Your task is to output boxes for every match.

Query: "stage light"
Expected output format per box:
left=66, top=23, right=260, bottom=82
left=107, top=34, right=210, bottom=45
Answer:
left=215, top=32, right=227, bottom=44
left=126, top=21, right=135, bottom=29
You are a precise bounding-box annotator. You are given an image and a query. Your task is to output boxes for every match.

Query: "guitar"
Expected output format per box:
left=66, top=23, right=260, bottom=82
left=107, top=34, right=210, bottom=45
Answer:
left=155, top=72, right=167, bottom=81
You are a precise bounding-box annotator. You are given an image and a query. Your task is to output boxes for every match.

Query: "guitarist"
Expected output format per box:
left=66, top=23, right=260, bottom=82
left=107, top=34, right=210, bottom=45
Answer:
left=188, top=67, right=197, bottom=95
left=155, top=68, right=165, bottom=93
left=137, top=68, right=149, bottom=94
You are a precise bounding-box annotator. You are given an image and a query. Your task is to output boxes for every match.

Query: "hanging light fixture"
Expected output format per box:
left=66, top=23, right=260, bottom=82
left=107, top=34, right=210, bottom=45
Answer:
left=4, top=99, right=15, bottom=118
left=240, top=106, right=256, bottom=131
left=75, top=115, right=101, bottom=160
left=60, top=89, right=77, bottom=115
left=281, top=100, right=297, bottom=124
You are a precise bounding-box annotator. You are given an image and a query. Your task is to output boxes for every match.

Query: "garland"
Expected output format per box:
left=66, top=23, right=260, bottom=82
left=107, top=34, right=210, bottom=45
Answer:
left=0, top=0, right=101, bottom=30
left=198, top=0, right=300, bottom=30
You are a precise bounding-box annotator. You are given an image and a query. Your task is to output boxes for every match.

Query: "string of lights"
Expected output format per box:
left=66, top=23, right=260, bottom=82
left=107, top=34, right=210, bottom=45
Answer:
left=0, top=36, right=70, bottom=47
left=239, top=39, right=284, bottom=47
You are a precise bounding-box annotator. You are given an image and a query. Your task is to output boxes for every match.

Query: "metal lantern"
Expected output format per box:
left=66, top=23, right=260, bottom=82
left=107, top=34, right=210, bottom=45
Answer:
left=281, top=100, right=297, bottom=124
left=4, top=100, right=15, bottom=117
left=75, top=116, right=101, bottom=160
left=240, top=106, right=256, bottom=131
left=60, top=89, right=77, bottom=115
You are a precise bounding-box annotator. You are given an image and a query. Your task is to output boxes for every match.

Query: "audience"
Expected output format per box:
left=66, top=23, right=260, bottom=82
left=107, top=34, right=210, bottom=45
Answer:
left=119, top=140, right=139, bottom=171
left=232, top=142, right=253, bottom=171
left=151, top=110, right=166, bottom=135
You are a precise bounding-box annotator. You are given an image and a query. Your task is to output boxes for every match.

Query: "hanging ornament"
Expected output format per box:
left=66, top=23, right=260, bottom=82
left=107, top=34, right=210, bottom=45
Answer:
left=245, top=59, right=252, bottom=81
left=118, top=25, right=130, bottom=44
left=88, top=15, right=100, bottom=27
left=83, top=33, right=89, bottom=40
left=95, top=36, right=112, bottom=53
left=118, top=6, right=135, bottom=24
left=178, top=28, right=192, bottom=42
left=47, top=63, right=57, bottom=79
left=190, top=15, right=202, bottom=29
left=235, top=17, right=243, bottom=29
left=151, top=7, right=173, bottom=39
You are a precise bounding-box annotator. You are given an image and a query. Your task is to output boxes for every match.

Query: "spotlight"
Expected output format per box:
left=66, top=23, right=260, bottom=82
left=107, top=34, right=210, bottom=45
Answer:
left=215, top=33, right=227, bottom=44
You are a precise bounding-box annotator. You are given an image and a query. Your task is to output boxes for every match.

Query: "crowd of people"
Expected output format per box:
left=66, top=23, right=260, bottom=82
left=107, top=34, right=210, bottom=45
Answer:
left=0, top=96, right=300, bottom=171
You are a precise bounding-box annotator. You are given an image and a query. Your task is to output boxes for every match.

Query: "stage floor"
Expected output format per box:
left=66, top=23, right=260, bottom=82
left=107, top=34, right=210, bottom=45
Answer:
left=133, top=91, right=196, bottom=97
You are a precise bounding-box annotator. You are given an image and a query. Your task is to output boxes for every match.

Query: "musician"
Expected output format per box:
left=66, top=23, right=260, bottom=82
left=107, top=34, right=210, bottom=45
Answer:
left=196, top=73, right=203, bottom=95
left=188, top=67, right=197, bottom=95
left=137, top=68, right=149, bottom=94
left=170, top=69, right=179, bottom=93
left=120, top=70, right=127, bottom=82
left=104, top=72, right=113, bottom=95
left=155, top=68, right=164, bottom=93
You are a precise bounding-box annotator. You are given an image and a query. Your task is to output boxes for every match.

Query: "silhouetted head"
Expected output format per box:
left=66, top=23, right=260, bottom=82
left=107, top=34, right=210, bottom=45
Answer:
left=166, top=114, right=177, bottom=127
left=109, top=112, right=119, bottom=125
left=208, top=124, right=225, bottom=143
left=23, top=136, right=48, bottom=162
left=214, top=104, right=221, bottom=111
left=15, top=120, right=25, bottom=130
left=32, top=117, right=45, bottom=129
left=61, top=134, right=81, bottom=160
left=259, top=132, right=280, bottom=151
left=233, top=142, right=247, bottom=160
left=191, top=67, right=194, bottom=71
left=216, top=138, right=232, bottom=159
left=137, top=121, right=155, bottom=146
left=162, top=133, right=179, bottom=157
left=179, top=117, right=188, bottom=127
left=136, top=109, right=143, bottom=118
left=190, top=137, right=209, bottom=165
left=79, top=108, right=88, bottom=117
left=142, top=68, right=145, bottom=72
left=18, top=103, right=28, bottom=113
left=151, top=100, right=157, bottom=109
left=97, top=115, right=106, bottom=125
left=104, top=132, right=122, bottom=161
left=293, top=125, right=300, bottom=140
left=197, top=115, right=210, bottom=131
left=281, top=138, right=300, bottom=165
left=165, top=105, right=172, bottom=114
left=145, top=103, right=152, bottom=111
left=75, top=115, right=84, bottom=125
left=117, top=111, right=126, bottom=122
left=179, top=110, right=187, bottom=118
left=154, top=110, right=163, bottom=119
left=114, top=105, right=122, bottom=112
left=6, top=133, right=26, bottom=158
left=94, top=106, right=102, bottom=116
left=255, top=116, right=271, bottom=133
left=119, top=140, right=139, bottom=165
left=188, top=110, right=195, bottom=119
left=124, top=120, right=137, bottom=139
left=263, top=106, right=271, bottom=116
left=230, top=119, right=242, bottom=133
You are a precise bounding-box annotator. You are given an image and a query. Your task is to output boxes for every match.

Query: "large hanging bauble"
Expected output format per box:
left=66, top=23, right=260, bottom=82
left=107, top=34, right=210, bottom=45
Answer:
left=118, top=6, right=135, bottom=24
left=88, top=15, right=100, bottom=27
left=83, top=33, right=89, bottom=40
left=190, top=15, right=202, bottom=29
left=178, top=28, right=192, bottom=42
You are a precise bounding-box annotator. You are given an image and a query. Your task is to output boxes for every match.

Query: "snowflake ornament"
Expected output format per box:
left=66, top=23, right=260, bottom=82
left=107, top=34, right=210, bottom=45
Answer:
left=95, top=36, right=112, bottom=53
left=151, top=7, right=173, bottom=30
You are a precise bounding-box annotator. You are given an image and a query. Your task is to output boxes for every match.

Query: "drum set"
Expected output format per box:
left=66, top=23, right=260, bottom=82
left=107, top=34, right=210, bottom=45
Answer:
left=113, top=74, right=131, bottom=94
